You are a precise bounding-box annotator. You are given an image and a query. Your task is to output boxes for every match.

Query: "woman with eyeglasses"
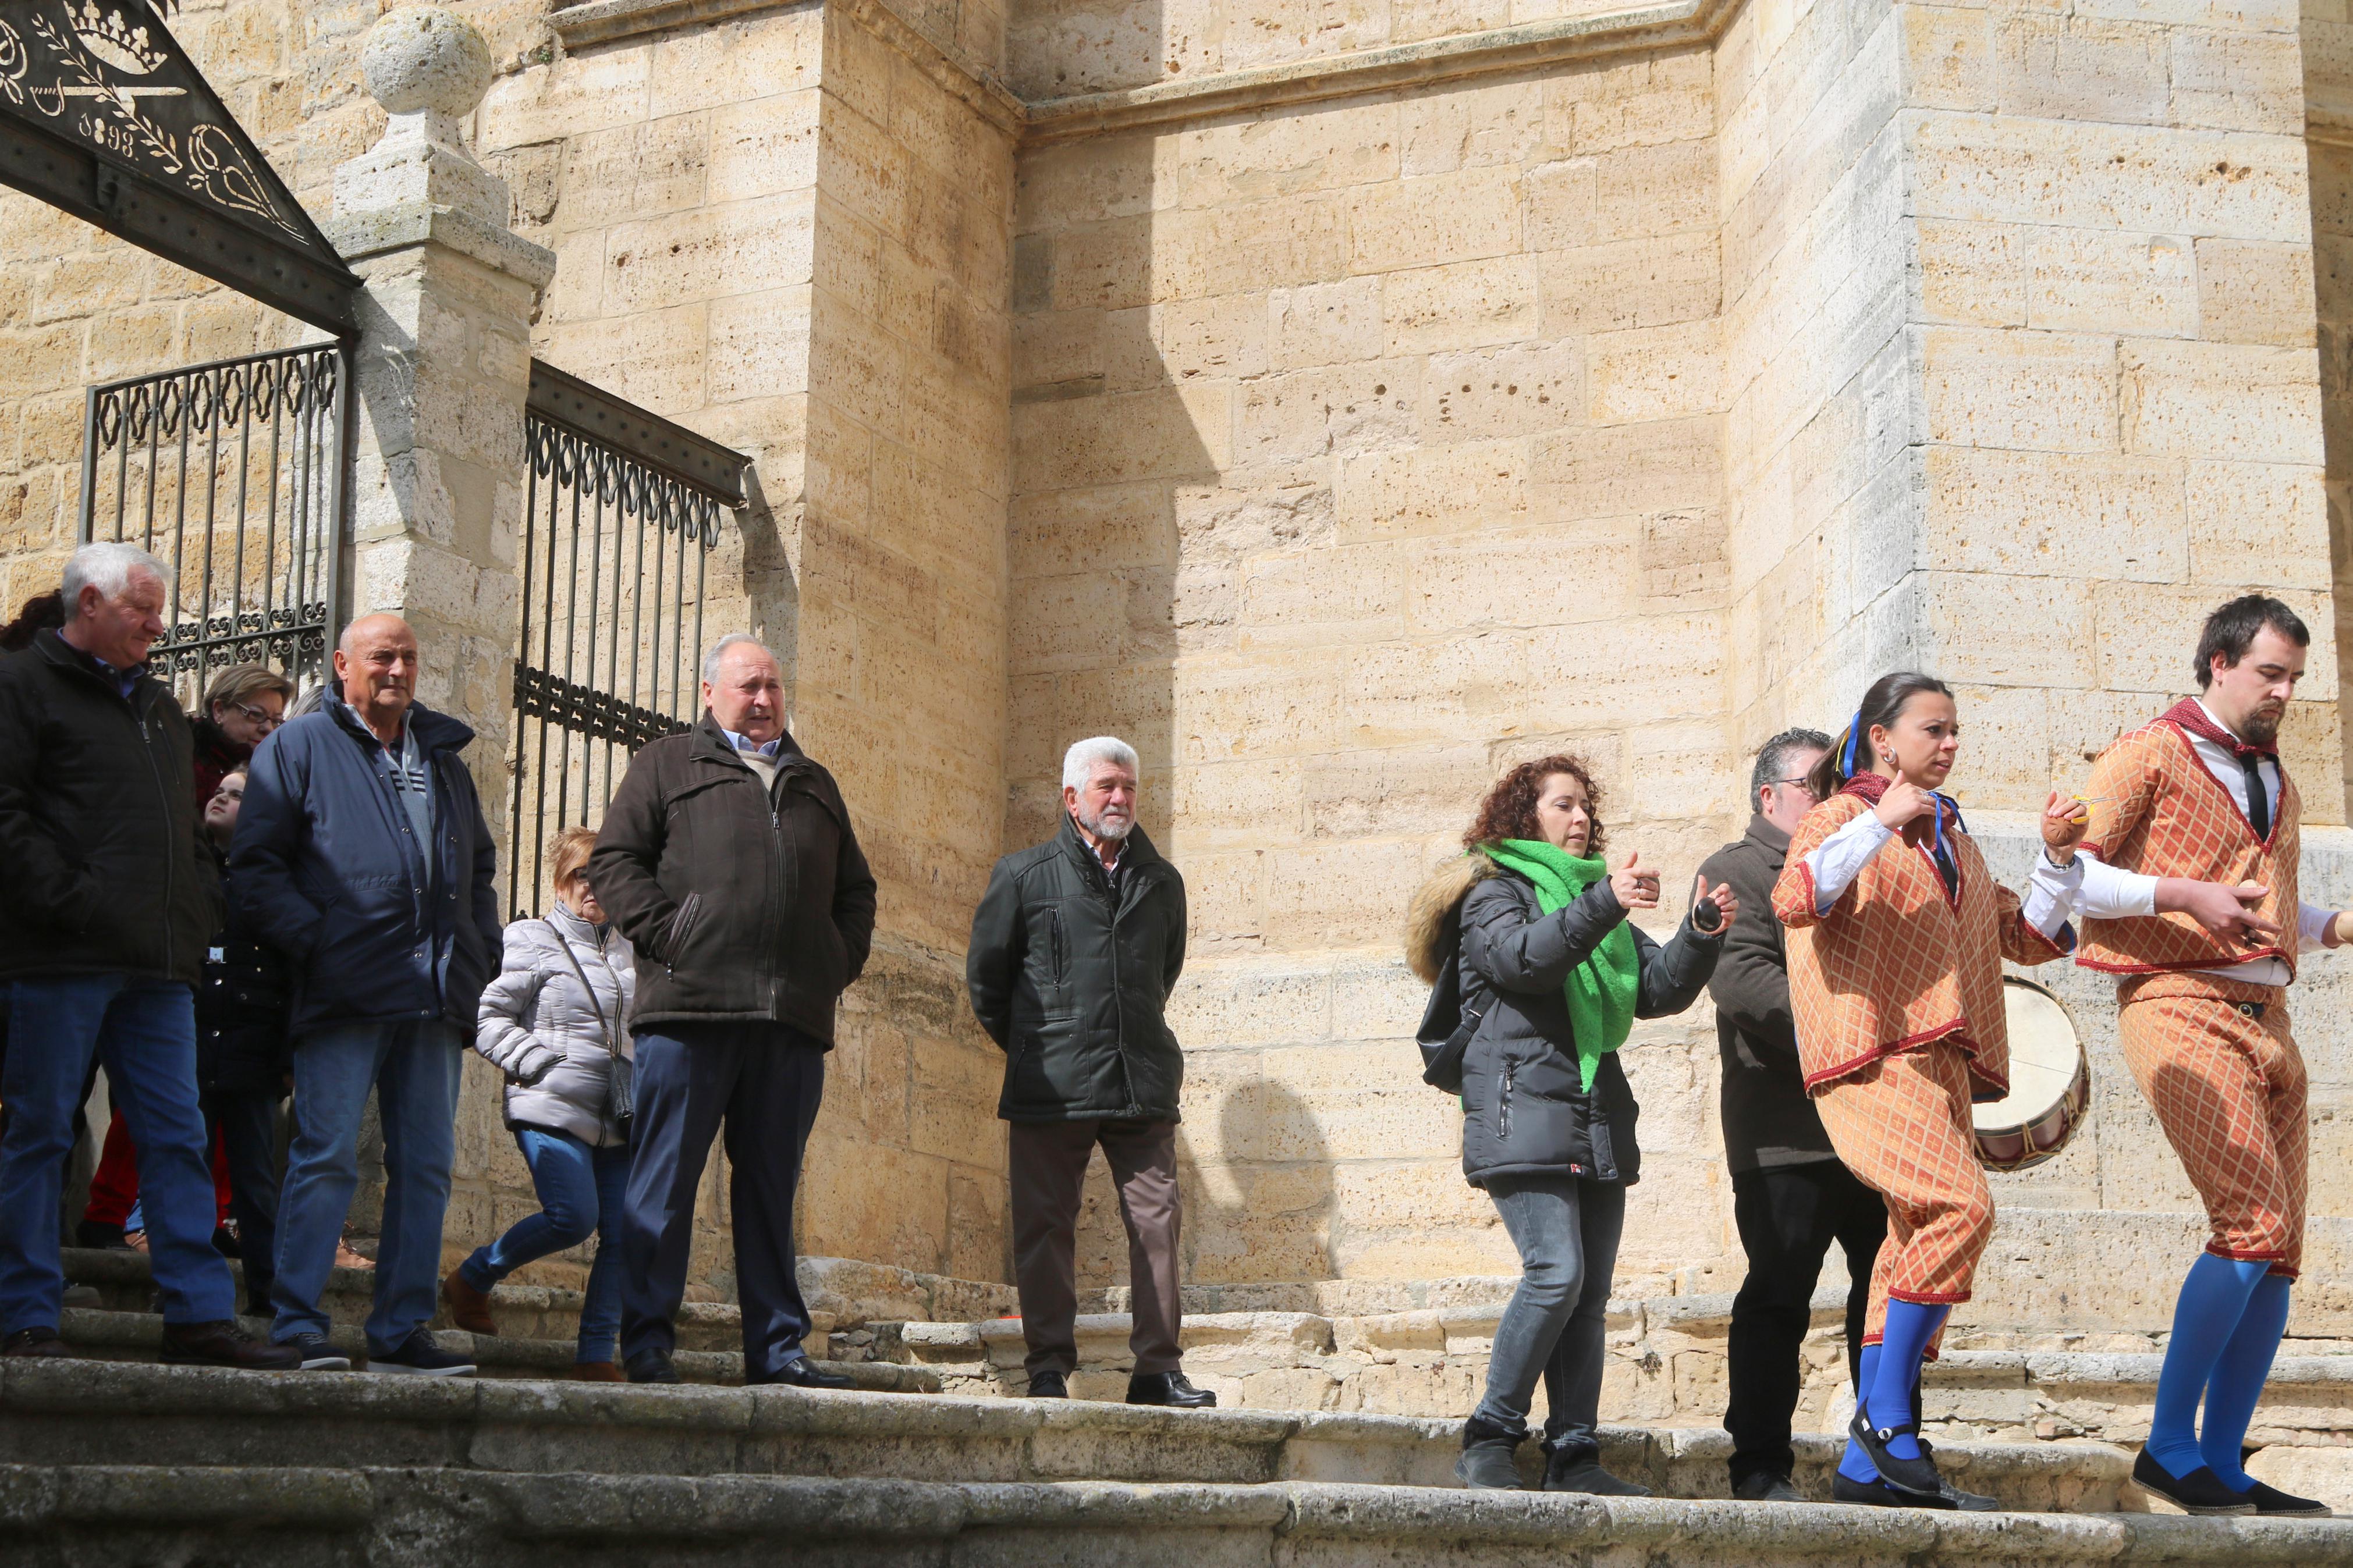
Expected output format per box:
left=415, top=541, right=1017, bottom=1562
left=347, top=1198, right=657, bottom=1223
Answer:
left=445, top=827, right=636, bottom=1379
left=191, top=663, right=295, bottom=811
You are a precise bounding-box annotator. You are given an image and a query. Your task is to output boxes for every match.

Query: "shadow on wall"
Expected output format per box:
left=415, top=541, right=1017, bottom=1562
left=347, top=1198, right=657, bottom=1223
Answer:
left=1071, top=1078, right=1336, bottom=1299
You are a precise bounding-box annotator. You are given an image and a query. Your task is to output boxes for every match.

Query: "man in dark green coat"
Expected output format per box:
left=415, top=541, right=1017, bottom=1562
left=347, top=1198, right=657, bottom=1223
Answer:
left=966, top=736, right=1210, bottom=1408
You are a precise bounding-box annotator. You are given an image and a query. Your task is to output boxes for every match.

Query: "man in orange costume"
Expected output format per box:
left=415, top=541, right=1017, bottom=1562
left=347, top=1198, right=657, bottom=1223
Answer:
left=2070, top=595, right=2346, bottom=1519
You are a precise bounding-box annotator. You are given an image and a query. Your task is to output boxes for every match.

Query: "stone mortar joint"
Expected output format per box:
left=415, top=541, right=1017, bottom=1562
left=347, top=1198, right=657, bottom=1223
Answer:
left=361, top=5, right=494, bottom=141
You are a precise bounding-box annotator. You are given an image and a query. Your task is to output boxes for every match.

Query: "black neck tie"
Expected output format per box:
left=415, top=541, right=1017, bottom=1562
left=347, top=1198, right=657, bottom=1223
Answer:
left=2241, top=753, right=2271, bottom=840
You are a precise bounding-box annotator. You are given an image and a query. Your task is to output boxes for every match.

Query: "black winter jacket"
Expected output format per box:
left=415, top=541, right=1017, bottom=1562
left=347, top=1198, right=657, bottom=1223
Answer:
left=1698, top=816, right=1837, bottom=1174
left=966, top=816, right=1187, bottom=1123
left=197, top=848, right=293, bottom=1095
left=0, top=631, right=221, bottom=985
left=1456, top=867, right=1722, bottom=1187
left=232, top=698, right=503, bottom=1034
left=588, top=717, right=877, bottom=1044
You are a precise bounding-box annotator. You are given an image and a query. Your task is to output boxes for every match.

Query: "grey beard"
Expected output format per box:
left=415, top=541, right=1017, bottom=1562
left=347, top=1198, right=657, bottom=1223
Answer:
left=1078, top=806, right=1133, bottom=841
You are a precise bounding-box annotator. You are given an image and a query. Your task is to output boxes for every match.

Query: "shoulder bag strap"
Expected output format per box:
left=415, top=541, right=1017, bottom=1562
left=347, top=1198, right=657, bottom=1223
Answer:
left=538, top=919, right=618, bottom=1059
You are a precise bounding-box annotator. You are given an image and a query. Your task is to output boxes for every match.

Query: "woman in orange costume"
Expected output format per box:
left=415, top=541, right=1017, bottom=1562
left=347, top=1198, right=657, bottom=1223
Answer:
left=1773, top=671, right=2084, bottom=1509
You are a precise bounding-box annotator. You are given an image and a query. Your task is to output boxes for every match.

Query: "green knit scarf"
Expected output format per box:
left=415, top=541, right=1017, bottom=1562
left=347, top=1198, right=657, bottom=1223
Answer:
left=1479, top=839, right=1640, bottom=1092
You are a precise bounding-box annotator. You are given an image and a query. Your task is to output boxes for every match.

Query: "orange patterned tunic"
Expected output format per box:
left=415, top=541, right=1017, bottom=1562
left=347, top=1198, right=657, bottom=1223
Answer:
left=2075, top=719, right=2301, bottom=979
left=1772, top=791, right=2070, bottom=1097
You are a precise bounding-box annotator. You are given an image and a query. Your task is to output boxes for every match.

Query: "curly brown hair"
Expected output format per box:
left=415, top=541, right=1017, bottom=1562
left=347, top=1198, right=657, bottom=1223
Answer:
left=1462, top=753, right=1606, bottom=854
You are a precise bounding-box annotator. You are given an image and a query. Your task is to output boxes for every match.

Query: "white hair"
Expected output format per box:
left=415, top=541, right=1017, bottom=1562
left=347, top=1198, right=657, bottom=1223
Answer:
left=701, top=632, right=777, bottom=685
left=1062, top=735, right=1140, bottom=791
left=62, top=541, right=167, bottom=609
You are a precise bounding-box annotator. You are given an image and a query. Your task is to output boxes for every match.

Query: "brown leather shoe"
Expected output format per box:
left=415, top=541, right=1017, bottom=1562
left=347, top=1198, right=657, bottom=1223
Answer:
left=2, top=1327, right=71, bottom=1359
left=571, top=1360, right=625, bottom=1382
left=442, top=1269, right=498, bottom=1335
left=159, top=1320, right=301, bottom=1371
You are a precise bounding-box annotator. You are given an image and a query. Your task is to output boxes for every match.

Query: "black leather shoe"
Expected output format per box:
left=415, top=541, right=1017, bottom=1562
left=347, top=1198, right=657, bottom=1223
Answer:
left=1850, top=1405, right=1947, bottom=1501
left=625, top=1348, right=680, bottom=1385
left=1542, top=1441, right=1651, bottom=1496
left=1126, top=1370, right=1216, bottom=1407
left=2131, top=1448, right=2256, bottom=1516
left=2241, top=1479, right=2331, bottom=1518
left=1025, top=1370, right=1069, bottom=1398
left=1833, top=1473, right=1903, bottom=1506
left=757, top=1356, right=853, bottom=1389
left=2, top=1327, right=70, bottom=1359
left=1732, top=1472, right=1804, bottom=1503
left=1454, top=1415, right=1526, bottom=1490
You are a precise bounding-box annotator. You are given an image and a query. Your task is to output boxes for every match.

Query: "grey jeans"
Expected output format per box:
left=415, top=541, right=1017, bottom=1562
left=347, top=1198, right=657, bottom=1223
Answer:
left=1470, top=1172, right=1628, bottom=1449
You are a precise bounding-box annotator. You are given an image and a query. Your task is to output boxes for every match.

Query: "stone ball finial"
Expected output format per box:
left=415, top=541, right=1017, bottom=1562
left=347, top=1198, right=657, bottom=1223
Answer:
left=362, top=6, right=494, bottom=120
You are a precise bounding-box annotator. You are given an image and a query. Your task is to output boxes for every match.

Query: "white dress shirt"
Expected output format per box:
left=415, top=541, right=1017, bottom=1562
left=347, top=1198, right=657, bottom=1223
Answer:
left=2069, top=699, right=2330, bottom=986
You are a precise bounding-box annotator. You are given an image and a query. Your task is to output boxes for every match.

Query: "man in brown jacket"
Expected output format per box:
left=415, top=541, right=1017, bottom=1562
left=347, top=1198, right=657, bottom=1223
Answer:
left=590, top=634, right=878, bottom=1387
left=1698, top=728, right=1885, bottom=1502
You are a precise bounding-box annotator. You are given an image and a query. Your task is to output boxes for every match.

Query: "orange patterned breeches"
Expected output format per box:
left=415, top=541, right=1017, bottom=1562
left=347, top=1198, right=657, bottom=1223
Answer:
left=1813, top=1041, right=1992, bottom=1351
left=2118, top=975, right=2307, bottom=1279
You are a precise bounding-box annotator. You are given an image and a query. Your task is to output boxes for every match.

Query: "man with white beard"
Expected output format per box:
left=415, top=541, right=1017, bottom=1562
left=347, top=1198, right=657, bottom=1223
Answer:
left=966, top=737, right=1210, bottom=1407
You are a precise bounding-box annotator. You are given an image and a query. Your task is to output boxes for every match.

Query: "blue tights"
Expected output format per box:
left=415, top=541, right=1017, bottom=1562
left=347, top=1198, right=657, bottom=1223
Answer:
left=2146, top=1253, right=2288, bottom=1487
left=1837, top=1300, right=1946, bottom=1482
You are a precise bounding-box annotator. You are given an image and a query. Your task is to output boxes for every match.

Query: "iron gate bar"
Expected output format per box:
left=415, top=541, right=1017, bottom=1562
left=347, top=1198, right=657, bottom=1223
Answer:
left=507, top=362, right=739, bottom=919
left=79, top=341, right=350, bottom=702
left=526, top=359, right=748, bottom=508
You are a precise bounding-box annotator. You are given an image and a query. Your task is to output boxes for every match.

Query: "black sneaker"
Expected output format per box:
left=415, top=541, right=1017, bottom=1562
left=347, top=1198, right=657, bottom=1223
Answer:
left=2240, top=1479, right=2330, bottom=1518
left=283, top=1332, right=351, bottom=1371
left=2131, top=1448, right=2256, bottom=1516
left=626, top=1347, right=680, bottom=1384
left=370, top=1330, right=475, bottom=1377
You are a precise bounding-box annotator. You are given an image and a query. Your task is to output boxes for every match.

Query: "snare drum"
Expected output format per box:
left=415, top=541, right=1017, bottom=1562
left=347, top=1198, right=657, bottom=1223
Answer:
left=1971, top=977, right=2090, bottom=1173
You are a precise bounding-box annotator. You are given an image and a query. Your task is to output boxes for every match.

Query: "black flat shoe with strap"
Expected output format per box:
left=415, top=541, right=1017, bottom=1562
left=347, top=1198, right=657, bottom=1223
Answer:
left=1850, top=1405, right=1949, bottom=1501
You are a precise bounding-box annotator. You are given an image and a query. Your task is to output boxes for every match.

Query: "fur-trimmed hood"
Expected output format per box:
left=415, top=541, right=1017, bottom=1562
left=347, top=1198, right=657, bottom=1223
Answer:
left=1404, top=853, right=1501, bottom=983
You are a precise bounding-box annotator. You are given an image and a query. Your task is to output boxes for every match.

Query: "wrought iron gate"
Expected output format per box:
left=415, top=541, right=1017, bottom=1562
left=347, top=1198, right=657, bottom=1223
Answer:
left=507, top=360, right=747, bottom=919
left=79, top=342, right=349, bottom=706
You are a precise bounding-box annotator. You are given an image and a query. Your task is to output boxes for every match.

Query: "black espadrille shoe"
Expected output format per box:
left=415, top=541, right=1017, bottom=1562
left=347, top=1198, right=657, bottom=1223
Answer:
left=2131, top=1448, right=2256, bottom=1516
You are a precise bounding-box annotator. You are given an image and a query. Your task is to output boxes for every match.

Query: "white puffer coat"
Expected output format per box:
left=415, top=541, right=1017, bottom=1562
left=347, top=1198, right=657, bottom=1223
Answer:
left=474, top=904, right=636, bottom=1147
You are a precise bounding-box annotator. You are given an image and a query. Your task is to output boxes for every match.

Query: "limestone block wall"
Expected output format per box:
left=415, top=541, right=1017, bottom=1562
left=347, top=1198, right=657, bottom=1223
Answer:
left=1007, top=51, right=1747, bottom=1290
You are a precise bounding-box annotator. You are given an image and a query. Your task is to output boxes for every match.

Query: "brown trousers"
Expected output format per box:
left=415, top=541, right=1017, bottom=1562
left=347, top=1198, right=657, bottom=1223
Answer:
left=1009, top=1117, right=1183, bottom=1379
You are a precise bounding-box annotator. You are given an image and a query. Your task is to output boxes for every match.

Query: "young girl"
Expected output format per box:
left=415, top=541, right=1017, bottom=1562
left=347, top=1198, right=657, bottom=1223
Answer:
left=1772, top=673, right=2085, bottom=1508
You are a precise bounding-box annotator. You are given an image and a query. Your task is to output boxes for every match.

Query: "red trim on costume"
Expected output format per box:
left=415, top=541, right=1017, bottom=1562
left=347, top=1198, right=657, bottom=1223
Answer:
left=1887, top=1288, right=1972, bottom=1306
left=2207, top=1241, right=2291, bottom=1266
left=1800, top=1020, right=1968, bottom=1093
left=2077, top=950, right=2291, bottom=976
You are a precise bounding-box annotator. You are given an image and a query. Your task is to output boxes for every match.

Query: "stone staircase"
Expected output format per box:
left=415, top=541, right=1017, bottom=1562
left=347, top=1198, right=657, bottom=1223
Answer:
left=17, top=1250, right=2353, bottom=1560
left=4, top=1359, right=2352, bottom=1564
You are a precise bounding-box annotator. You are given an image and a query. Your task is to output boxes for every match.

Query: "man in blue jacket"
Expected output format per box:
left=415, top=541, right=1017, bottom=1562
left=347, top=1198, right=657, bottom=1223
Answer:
left=233, top=613, right=502, bottom=1374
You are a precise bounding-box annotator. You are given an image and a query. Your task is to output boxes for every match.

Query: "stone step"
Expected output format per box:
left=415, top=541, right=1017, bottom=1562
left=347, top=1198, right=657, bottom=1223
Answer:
left=0, top=1359, right=2132, bottom=1514
left=51, top=1308, right=938, bottom=1393
left=4, top=1464, right=2351, bottom=1567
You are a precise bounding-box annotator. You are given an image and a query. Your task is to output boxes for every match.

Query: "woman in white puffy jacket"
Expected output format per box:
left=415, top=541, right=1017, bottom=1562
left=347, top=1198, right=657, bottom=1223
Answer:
left=441, top=826, right=636, bottom=1378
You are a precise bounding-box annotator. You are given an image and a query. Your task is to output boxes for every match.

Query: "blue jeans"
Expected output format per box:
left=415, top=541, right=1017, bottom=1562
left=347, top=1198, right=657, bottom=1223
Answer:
left=1472, top=1173, right=1627, bottom=1450
left=621, top=1025, right=824, bottom=1377
left=271, top=1018, right=462, bottom=1354
left=0, top=978, right=235, bottom=1331
left=460, top=1126, right=628, bottom=1363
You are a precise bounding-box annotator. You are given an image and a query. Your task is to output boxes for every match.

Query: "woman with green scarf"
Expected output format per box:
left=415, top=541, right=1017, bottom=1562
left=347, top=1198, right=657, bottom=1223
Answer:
left=1410, top=754, right=1734, bottom=1494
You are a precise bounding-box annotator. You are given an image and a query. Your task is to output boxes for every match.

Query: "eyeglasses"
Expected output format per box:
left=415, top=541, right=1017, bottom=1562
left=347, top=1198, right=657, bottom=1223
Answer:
left=228, top=701, right=283, bottom=731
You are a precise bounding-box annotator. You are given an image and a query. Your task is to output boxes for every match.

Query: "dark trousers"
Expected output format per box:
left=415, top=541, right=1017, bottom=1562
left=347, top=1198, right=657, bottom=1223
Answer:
left=203, top=1085, right=283, bottom=1311
left=1724, top=1158, right=1888, bottom=1486
left=1010, top=1118, right=1183, bottom=1380
left=620, top=1024, right=825, bottom=1378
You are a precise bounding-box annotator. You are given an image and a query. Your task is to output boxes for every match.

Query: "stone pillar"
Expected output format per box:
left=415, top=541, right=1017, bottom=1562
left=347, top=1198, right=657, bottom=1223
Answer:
left=319, top=6, right=554, bottom=1253
left=322, top=4, right=554, bottom=812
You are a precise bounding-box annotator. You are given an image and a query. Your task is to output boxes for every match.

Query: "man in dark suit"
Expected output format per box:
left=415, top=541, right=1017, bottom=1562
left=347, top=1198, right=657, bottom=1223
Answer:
left=1699, top=728, right=1887, bottom=1502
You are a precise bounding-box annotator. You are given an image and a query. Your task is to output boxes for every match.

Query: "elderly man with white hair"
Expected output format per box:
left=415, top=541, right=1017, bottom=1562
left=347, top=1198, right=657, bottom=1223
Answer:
left=0, top=543, right=296, bottom=1368
left=589, top=632, right=878, bottom=1386
left=966, top=737, right=1209, bottom=1407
